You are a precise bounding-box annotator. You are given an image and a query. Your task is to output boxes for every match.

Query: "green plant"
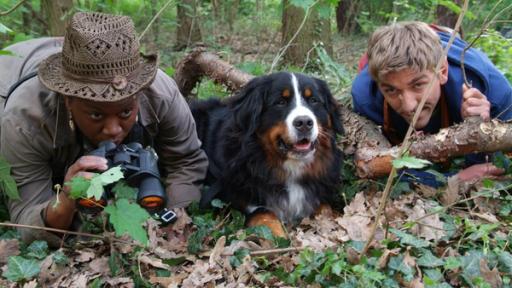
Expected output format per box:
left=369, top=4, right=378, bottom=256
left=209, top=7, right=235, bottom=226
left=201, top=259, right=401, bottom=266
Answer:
left=471, top=29, right=512, bottom=82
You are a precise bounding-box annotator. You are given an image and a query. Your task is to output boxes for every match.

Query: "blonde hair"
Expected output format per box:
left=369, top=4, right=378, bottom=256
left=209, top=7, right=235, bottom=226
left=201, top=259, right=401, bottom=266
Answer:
left=367, top=21, right=444, bottom=82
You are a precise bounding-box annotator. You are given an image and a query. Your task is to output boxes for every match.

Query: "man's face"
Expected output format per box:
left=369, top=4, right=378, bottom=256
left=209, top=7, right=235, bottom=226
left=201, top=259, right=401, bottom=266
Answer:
left=65, top=95, right=140, bottom=146
left=377, top=62, right=448, bottom=129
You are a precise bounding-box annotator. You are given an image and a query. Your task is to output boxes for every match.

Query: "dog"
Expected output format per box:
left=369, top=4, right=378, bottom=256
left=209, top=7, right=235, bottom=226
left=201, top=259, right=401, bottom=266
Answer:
left=191, top=72, right=343, bottom=237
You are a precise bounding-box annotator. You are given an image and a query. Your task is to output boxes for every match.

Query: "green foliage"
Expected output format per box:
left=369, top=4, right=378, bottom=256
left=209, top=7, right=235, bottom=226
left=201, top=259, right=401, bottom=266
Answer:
left=392, top=155, right=432, bottom=170
left=196, top=79, right=230, bottom=100
left=2, top=256, right=40, bottom=283
left=25, top=240, right=49, bottom=260
left=471, top=29, right=512, bottom=82
left=0, top=156, right=20, bottom=200
left=104, top=198, right=151, bottom=245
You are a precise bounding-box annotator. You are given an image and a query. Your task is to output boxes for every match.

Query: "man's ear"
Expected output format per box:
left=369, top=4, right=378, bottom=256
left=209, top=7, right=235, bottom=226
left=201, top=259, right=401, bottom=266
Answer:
left=438, top=58, right=449, bottom=85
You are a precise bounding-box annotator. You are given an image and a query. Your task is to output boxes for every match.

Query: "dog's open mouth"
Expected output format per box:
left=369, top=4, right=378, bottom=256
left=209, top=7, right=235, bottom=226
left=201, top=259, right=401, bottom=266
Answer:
left=279, top=137, right=316, bottom=157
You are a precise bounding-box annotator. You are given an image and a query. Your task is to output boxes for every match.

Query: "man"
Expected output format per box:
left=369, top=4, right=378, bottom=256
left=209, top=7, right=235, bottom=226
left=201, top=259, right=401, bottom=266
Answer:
left=0, top=12, right=208, bottom=246
left=352, top=21, right=512, bottom=183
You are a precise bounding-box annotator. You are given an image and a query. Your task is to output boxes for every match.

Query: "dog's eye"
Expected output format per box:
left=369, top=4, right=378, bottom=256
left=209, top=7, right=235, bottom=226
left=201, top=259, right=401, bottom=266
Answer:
left=308, top=97, right=319, bottom=104
left=276, top=98, right=287, bottom=106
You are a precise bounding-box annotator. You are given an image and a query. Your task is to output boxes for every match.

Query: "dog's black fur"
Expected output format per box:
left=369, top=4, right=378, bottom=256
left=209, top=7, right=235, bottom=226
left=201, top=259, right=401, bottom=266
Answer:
left=191, top=72, right=343, bottom=224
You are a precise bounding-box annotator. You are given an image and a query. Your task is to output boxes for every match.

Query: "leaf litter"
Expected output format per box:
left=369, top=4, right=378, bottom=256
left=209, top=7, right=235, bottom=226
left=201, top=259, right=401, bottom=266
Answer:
left=1, top=177, right=511, bottom=287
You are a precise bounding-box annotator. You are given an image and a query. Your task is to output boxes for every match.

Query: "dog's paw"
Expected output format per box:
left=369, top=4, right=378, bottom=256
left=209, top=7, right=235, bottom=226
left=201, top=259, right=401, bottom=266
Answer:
left=246, top=211, right=287, bottom=238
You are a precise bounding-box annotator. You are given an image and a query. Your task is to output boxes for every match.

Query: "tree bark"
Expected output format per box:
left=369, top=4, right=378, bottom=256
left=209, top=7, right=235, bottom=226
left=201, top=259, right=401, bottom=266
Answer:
left=355, top=118, right=512, bottom=178
left=41, top=0, right=73, bottom=36
left=436, top=0, right=464, bottom=38
left=281, top=0, right=333, bottom=67
left=175, top=0, right=202, bottom=51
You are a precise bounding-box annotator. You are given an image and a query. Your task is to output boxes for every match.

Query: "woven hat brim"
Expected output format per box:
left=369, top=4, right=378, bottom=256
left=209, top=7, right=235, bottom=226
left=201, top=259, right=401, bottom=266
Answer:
left=38, top=52, right=158, bottom=102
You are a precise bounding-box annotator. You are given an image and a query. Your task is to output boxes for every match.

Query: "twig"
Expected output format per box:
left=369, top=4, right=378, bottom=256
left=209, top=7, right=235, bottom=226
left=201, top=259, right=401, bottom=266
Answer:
left=269, top=0, right=318, bottom=72
left=360, top=0, right=469, bottom=257
left=0, top=222, right=141, bottom=246
left=221, top=246, right=301, bottom=257
left=461, top=0, right=512, bottom=88
left=0, top=0, right=27, bottom=16
left=138, top=0, right=174, bottom=42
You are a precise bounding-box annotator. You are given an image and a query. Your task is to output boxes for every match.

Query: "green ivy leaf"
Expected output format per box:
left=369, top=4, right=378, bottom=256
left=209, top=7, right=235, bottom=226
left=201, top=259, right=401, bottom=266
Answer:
left=390, top=228, right=430, bottom=248
left=246, top=225, right=274, bottom=241
left=104, top=199, right=150, bottom=245
left=52, top=250, right=69, bottom=265
left=86, top=166, right=124, bottom=200
left=443, top=256, right=462, bottom=270
left=2, top=256, right=40, bottom=282
left=87, top=176, right=105, bottom=200
left=392, top=156, right=432, bottom=170
left=111, top=181, right=137, bottom=200
left=498, top=251, right=512, bottom=273
left=210, top=198, right=226, bottom=208
left=26, top=240, right=48, bottom=260
left=99, top=166, right=124, bottom=185
left=67, top=176, right=91, bottom=199
left=0, top=156, right=20, bottom=200
left=230, top=248, right=250, bottom=268
left=417, top=250, right=444, bottom=268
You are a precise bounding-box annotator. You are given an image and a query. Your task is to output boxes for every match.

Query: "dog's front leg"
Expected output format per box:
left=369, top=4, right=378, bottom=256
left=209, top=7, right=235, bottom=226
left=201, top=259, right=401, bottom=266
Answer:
left=246, top=210, right=287, bottom=238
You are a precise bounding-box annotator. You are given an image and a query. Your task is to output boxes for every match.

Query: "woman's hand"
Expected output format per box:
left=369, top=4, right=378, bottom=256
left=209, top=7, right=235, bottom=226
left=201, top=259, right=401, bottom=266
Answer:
left=45, top=155, right=108, bottom=230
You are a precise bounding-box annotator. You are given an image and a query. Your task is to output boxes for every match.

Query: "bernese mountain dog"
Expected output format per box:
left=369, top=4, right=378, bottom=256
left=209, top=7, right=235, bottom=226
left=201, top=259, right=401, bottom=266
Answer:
left=191, top=72, right=343, bottom=237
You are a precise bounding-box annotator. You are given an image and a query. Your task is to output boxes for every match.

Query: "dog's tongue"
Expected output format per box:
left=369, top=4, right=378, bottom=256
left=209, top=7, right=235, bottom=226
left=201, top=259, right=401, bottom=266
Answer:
left=294, top=141, right=311, bottom=151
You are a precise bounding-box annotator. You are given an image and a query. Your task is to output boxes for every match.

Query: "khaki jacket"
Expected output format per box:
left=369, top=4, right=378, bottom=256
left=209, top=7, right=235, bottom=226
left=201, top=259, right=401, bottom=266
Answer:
left=0, top=38, right=208, bottom=246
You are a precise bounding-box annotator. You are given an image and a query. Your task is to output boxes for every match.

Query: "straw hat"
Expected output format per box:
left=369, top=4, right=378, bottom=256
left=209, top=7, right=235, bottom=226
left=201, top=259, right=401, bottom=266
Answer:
left=39, top=12, right=158, bottom=102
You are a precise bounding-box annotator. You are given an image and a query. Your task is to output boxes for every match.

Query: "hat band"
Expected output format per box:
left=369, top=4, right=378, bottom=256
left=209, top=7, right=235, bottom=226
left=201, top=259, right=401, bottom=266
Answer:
left=62, top=54, right=139, bottom=79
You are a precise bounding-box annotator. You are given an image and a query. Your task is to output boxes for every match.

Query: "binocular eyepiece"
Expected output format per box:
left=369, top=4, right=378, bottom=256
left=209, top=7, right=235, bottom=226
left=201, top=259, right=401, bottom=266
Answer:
left=77, top=140, right=167, bottom=214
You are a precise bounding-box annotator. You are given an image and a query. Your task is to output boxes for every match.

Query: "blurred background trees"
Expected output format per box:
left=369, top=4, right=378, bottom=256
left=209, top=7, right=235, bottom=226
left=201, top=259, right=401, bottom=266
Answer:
left=1, top=0, right=510, bottom=99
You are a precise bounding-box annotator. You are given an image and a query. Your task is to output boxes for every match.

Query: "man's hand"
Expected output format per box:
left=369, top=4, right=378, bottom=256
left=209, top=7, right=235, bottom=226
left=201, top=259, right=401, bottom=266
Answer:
left=457, top=163, right=504, bottom=182
left=461, top=84, right=491, bottom=121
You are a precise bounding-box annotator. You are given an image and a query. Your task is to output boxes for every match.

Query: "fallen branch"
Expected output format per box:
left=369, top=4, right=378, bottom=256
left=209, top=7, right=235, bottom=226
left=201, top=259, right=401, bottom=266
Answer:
left=355, top=117, right=512, bottom=178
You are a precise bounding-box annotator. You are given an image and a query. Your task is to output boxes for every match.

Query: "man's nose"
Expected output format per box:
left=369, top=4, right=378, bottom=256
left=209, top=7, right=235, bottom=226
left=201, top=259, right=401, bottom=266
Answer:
left=400, top=91, right=418, bottom=113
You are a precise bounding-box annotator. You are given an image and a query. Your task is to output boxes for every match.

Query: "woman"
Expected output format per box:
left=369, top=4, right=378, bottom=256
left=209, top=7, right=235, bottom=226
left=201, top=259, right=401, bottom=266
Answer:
left=0, top=12, right=208, bottom=246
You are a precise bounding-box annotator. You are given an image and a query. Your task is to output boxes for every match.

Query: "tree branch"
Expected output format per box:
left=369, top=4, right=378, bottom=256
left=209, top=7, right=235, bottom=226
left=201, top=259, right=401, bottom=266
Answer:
left=0, top=0, right=27, bottom=16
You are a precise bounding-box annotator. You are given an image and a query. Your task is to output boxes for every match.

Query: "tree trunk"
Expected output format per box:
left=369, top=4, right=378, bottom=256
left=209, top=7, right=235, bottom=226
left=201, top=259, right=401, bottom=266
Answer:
left=41, top=0, right=73, bottom=36
left=175, top=0, right=202, bottom=51
left=281, top=0, right=333, bottom=68
left=436, top=0, right=464, bottom=37
left=226, top=0, right=240, bottom=32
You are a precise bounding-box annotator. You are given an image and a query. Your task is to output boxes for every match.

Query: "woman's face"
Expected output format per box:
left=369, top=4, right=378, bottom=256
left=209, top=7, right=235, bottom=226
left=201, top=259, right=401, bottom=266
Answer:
left=65, top=95, right=140, bottom=146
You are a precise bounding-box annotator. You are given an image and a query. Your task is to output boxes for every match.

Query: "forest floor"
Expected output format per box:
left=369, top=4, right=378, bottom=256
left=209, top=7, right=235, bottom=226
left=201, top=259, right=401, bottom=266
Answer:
left=1, top=33, right=511, bottom=287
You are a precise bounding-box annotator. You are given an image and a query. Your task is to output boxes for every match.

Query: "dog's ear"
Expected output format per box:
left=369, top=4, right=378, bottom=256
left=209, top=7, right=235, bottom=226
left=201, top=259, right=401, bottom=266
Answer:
left=315, top=78, right=344, bottom=135
left=230, top=76, right=267, bottom=135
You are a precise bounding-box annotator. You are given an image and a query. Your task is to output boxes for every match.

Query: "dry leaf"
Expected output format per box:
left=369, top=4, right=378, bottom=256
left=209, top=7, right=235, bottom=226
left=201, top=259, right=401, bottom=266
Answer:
left=22, top=279, right=38, bottom=288
left=377, top=248, right=400, bottom=269
left=480, top=259, right=503, bottom=288
left=0, top=239, right=20, bottom=264
left=440, top=175, right=461, bottom=205
left=89, top=256, right=110, bottom=276
left=209, top=235, right=226, bottom=268
left=74, top=250, right=95, bottom=263
left=138, top=254, right=171, bottom=270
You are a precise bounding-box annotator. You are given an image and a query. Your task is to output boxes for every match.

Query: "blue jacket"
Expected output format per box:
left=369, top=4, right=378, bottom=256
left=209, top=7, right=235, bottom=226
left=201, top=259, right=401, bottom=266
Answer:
left=351, top=31, right=512, bottom=186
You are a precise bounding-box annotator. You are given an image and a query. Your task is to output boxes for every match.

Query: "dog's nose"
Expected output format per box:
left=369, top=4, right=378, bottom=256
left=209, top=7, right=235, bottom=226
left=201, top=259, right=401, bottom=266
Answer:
left=293, top=116, right=314, bottom=132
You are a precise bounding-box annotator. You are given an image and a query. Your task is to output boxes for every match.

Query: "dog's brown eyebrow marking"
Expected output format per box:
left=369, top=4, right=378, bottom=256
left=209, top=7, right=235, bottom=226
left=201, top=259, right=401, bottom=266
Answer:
left=282, top=89, right=290, bottom=98
left=304, top=88, right=312, bottom=97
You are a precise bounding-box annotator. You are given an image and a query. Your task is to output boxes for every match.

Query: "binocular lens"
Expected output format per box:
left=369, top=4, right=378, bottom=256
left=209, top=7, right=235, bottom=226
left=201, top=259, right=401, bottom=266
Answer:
left=139, top=196, right=165, bottom=208
left=78, top=197, right=107, bottom=208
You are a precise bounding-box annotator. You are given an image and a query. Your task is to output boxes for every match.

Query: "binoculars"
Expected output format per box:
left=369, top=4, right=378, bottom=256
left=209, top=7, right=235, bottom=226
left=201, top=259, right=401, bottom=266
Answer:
left=77, top=140, right=169, bottom=217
